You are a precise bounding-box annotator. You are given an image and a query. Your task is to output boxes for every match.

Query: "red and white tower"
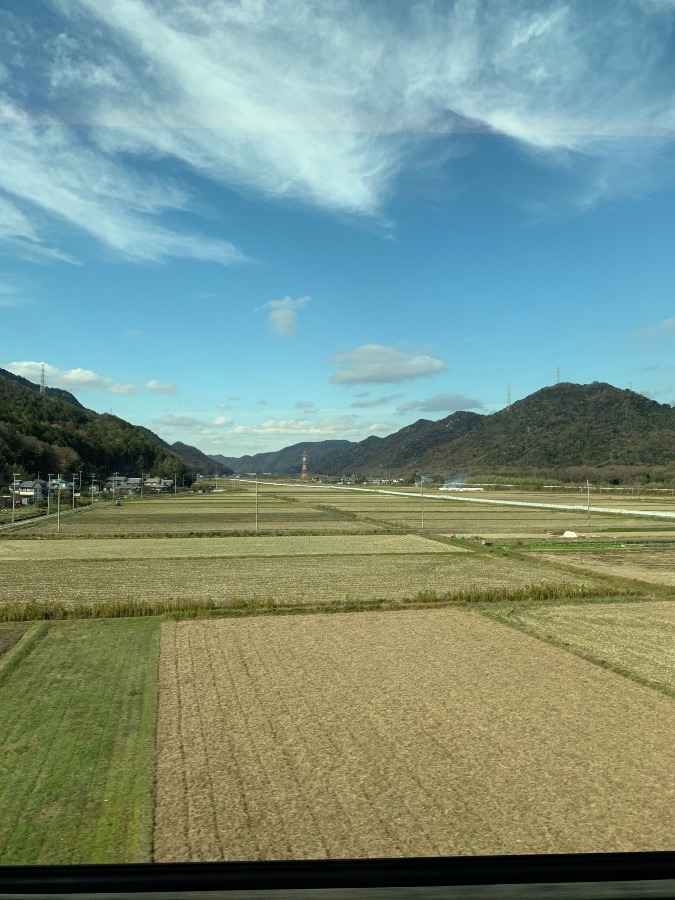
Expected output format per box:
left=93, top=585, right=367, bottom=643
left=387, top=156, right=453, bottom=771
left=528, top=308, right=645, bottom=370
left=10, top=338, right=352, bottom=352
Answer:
left=301, top=448, right=308, bottom=480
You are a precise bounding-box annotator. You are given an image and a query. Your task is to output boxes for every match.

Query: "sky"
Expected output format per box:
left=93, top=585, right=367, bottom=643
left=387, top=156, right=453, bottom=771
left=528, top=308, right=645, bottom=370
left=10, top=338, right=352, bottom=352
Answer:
left=3, top=0, right=675, bottom=458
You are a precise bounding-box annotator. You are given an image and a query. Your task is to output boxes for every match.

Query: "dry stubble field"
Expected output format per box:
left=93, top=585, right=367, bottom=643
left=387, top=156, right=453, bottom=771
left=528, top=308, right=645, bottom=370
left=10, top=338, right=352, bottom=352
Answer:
left=2, top=486, right=675, bottom=863
left=512, top=601, right=675, bottom=692
left=534, top=545, right=675, bottom=588
left=154, top=610, right=675, bottom=860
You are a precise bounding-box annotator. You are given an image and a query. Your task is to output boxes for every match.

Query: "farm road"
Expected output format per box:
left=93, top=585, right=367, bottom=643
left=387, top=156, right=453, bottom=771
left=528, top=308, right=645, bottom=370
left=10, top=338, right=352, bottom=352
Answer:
left=261, top=480, right=675, bottom=522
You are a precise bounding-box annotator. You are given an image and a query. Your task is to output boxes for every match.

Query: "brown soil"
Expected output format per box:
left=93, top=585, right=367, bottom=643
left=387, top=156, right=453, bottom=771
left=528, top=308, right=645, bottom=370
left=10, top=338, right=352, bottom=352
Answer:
left=154, top=609, right=675, bottom=861
left=0, top=629, right=25, bottom=657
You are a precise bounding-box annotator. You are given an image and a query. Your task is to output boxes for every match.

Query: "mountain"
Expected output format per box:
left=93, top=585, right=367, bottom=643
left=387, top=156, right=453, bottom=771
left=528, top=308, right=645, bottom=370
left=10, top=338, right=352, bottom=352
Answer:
left=320, top=383, right=675, bottom=482
left=0, top=368, right=193, bottom=483
left=211, top=440, right=353, bottom=475
left=0, top=367, right=85, bottom=408
left=171, top=442, right=232, bottom=476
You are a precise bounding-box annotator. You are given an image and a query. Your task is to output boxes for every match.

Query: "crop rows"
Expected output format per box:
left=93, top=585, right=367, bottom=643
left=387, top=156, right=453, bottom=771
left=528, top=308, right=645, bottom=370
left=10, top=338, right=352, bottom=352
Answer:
left=155, top=611, right=675, bottom=860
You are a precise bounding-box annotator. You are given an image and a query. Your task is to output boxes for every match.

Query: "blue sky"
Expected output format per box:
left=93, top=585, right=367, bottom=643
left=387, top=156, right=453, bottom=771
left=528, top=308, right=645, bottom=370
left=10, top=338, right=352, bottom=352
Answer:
left=3, top=0, right=675, bottom=457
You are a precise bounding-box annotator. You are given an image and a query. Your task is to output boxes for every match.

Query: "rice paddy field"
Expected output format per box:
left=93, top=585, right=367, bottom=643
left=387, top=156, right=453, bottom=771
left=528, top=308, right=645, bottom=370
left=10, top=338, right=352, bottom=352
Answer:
left=154, top=610, right=675, bottom=860
left=0, top=483, right=673, bottom=864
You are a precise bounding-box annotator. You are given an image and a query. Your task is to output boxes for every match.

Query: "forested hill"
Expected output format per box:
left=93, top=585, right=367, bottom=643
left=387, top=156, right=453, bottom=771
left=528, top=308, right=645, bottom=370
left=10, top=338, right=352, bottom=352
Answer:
left=320, top=383, right=675, bottom=482
left=0, top=366, right=84, bottom=408
left=211, top=440, right=353, bottom=475
left=0, top=368, right=193, bottom=482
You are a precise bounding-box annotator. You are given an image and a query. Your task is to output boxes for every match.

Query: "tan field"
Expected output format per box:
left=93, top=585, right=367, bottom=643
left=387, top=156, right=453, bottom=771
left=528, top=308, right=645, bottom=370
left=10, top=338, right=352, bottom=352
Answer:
left=154, top=610, right=675, bottom=861
left=534, top=546, right=675, bottom=587
left=0, top=533, right=464, bottom=562
left=512, top=600, right=675, bottom=692
left=0, top=543, right=578, bottom=610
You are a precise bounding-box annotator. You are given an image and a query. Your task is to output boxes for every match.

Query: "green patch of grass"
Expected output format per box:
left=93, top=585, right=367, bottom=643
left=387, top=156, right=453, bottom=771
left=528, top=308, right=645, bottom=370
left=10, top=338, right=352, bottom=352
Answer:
left=0, top=618, right=159, bottom=864
left=519, top=540, right=630, bottom=551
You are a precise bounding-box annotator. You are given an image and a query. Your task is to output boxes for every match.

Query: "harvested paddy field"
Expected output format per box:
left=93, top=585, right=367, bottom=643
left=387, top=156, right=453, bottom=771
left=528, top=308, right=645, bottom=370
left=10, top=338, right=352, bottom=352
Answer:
left=0, top=542, right=573, bottom=613
left=511, top=600, right=675, bottom=694
left=154, top=609, right=675, bottom=861
left=266, top=484, right=674, bottom=537
left=533, top=545, right=675, bottom=587
left=0, top=618, right=159, bottom=864
left=17, top=493, right=386, bottom=537
left=0, top=533, right=462, bottom=562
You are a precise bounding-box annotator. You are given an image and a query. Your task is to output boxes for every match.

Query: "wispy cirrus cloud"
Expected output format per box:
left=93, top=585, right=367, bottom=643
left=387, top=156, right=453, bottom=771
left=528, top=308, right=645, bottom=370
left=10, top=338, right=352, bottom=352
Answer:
left=330, top=344, right=447, bottom=384
left=396, top=392, right=485, bottom=414
left=0, top=280, right=23, bottom=307
left=632, top=317, right=675, bottom=341
left=0, top=96, right=246, bottom=265
left=4, top=360, right=135, bottom=394
left=0, top=0, right=671, bottom=267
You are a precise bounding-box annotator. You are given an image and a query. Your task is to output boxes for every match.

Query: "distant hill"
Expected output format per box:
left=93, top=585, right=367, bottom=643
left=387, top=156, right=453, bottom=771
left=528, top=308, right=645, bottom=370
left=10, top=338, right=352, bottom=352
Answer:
left=171, top=442, right=232, bottom=476
left=211, top=440, right=353, bottom=475
left=0, top=368, right=193, bottom=483
left=320, top=382, right=675, bottom=482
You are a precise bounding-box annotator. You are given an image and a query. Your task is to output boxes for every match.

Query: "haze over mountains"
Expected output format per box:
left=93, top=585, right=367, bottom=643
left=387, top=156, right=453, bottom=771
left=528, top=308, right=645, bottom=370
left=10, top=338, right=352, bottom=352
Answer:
left=3, top=369, right=675, bottom=484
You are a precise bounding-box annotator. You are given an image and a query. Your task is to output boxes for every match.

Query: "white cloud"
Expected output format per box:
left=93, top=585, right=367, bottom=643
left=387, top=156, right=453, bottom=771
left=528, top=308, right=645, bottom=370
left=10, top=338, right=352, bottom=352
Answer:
left=209, top=416, right=233, bottom=427
left=145, top=378, right=177, bottom=394
left=263, top=295, right=311, bottom=338
left=155, top=414, right=201, bottom=429
left=632, top=317, right=675, bottom=340
left=0, top=97, right=247, bottom=265
left=233, top=416, right=361, bottom=437
left=4, top=360, right=135, bottom=394
left=397, top=393, right=485, bottom=414
left=330, top=344, right=447, bottom=384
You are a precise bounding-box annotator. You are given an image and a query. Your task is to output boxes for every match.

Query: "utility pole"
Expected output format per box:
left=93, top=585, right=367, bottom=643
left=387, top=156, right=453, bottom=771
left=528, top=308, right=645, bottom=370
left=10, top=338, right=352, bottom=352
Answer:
left=586, top=479, right=591, bottom=526
left=11, top=472, right=20, bottom=523
left=255, top=474, right=259, bottom=532
left=420, top=476, right=424, bottom=531
left=72, top=474, right=76, bottom=509
left=112, top=472, right=118, bottom=505
left=57, top=473, right=61, bottom=533
left=174, top=474, right=177, bottom=495
left=91, top=474, right=96, bottom=507
left=47, top=473, right=53, bottom=517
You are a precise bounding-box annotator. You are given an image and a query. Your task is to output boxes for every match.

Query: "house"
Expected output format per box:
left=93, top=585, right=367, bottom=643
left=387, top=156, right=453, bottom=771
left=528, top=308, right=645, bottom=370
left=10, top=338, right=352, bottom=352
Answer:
left=11, top=480, right=47, bottom=505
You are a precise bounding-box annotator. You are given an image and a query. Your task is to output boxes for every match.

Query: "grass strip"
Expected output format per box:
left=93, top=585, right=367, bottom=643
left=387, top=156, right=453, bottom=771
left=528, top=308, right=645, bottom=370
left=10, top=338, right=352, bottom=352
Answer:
left=0, top=582, right=633, bottom=623
left=0, top=618, right=159, bottom=864
left=478, top=603, right=675, bottom=700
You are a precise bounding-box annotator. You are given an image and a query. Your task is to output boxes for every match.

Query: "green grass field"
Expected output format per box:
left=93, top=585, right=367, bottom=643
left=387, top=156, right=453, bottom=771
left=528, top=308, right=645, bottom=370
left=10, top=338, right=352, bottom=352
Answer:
left=0, top=618, right=159, bottom=864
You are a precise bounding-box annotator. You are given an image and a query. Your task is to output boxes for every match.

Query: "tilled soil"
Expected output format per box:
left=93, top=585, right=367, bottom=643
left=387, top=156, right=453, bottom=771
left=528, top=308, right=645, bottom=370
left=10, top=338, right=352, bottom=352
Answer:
left=0, top=628, right=25, bottom=656
left=154, top=609, right=675, bottom=861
